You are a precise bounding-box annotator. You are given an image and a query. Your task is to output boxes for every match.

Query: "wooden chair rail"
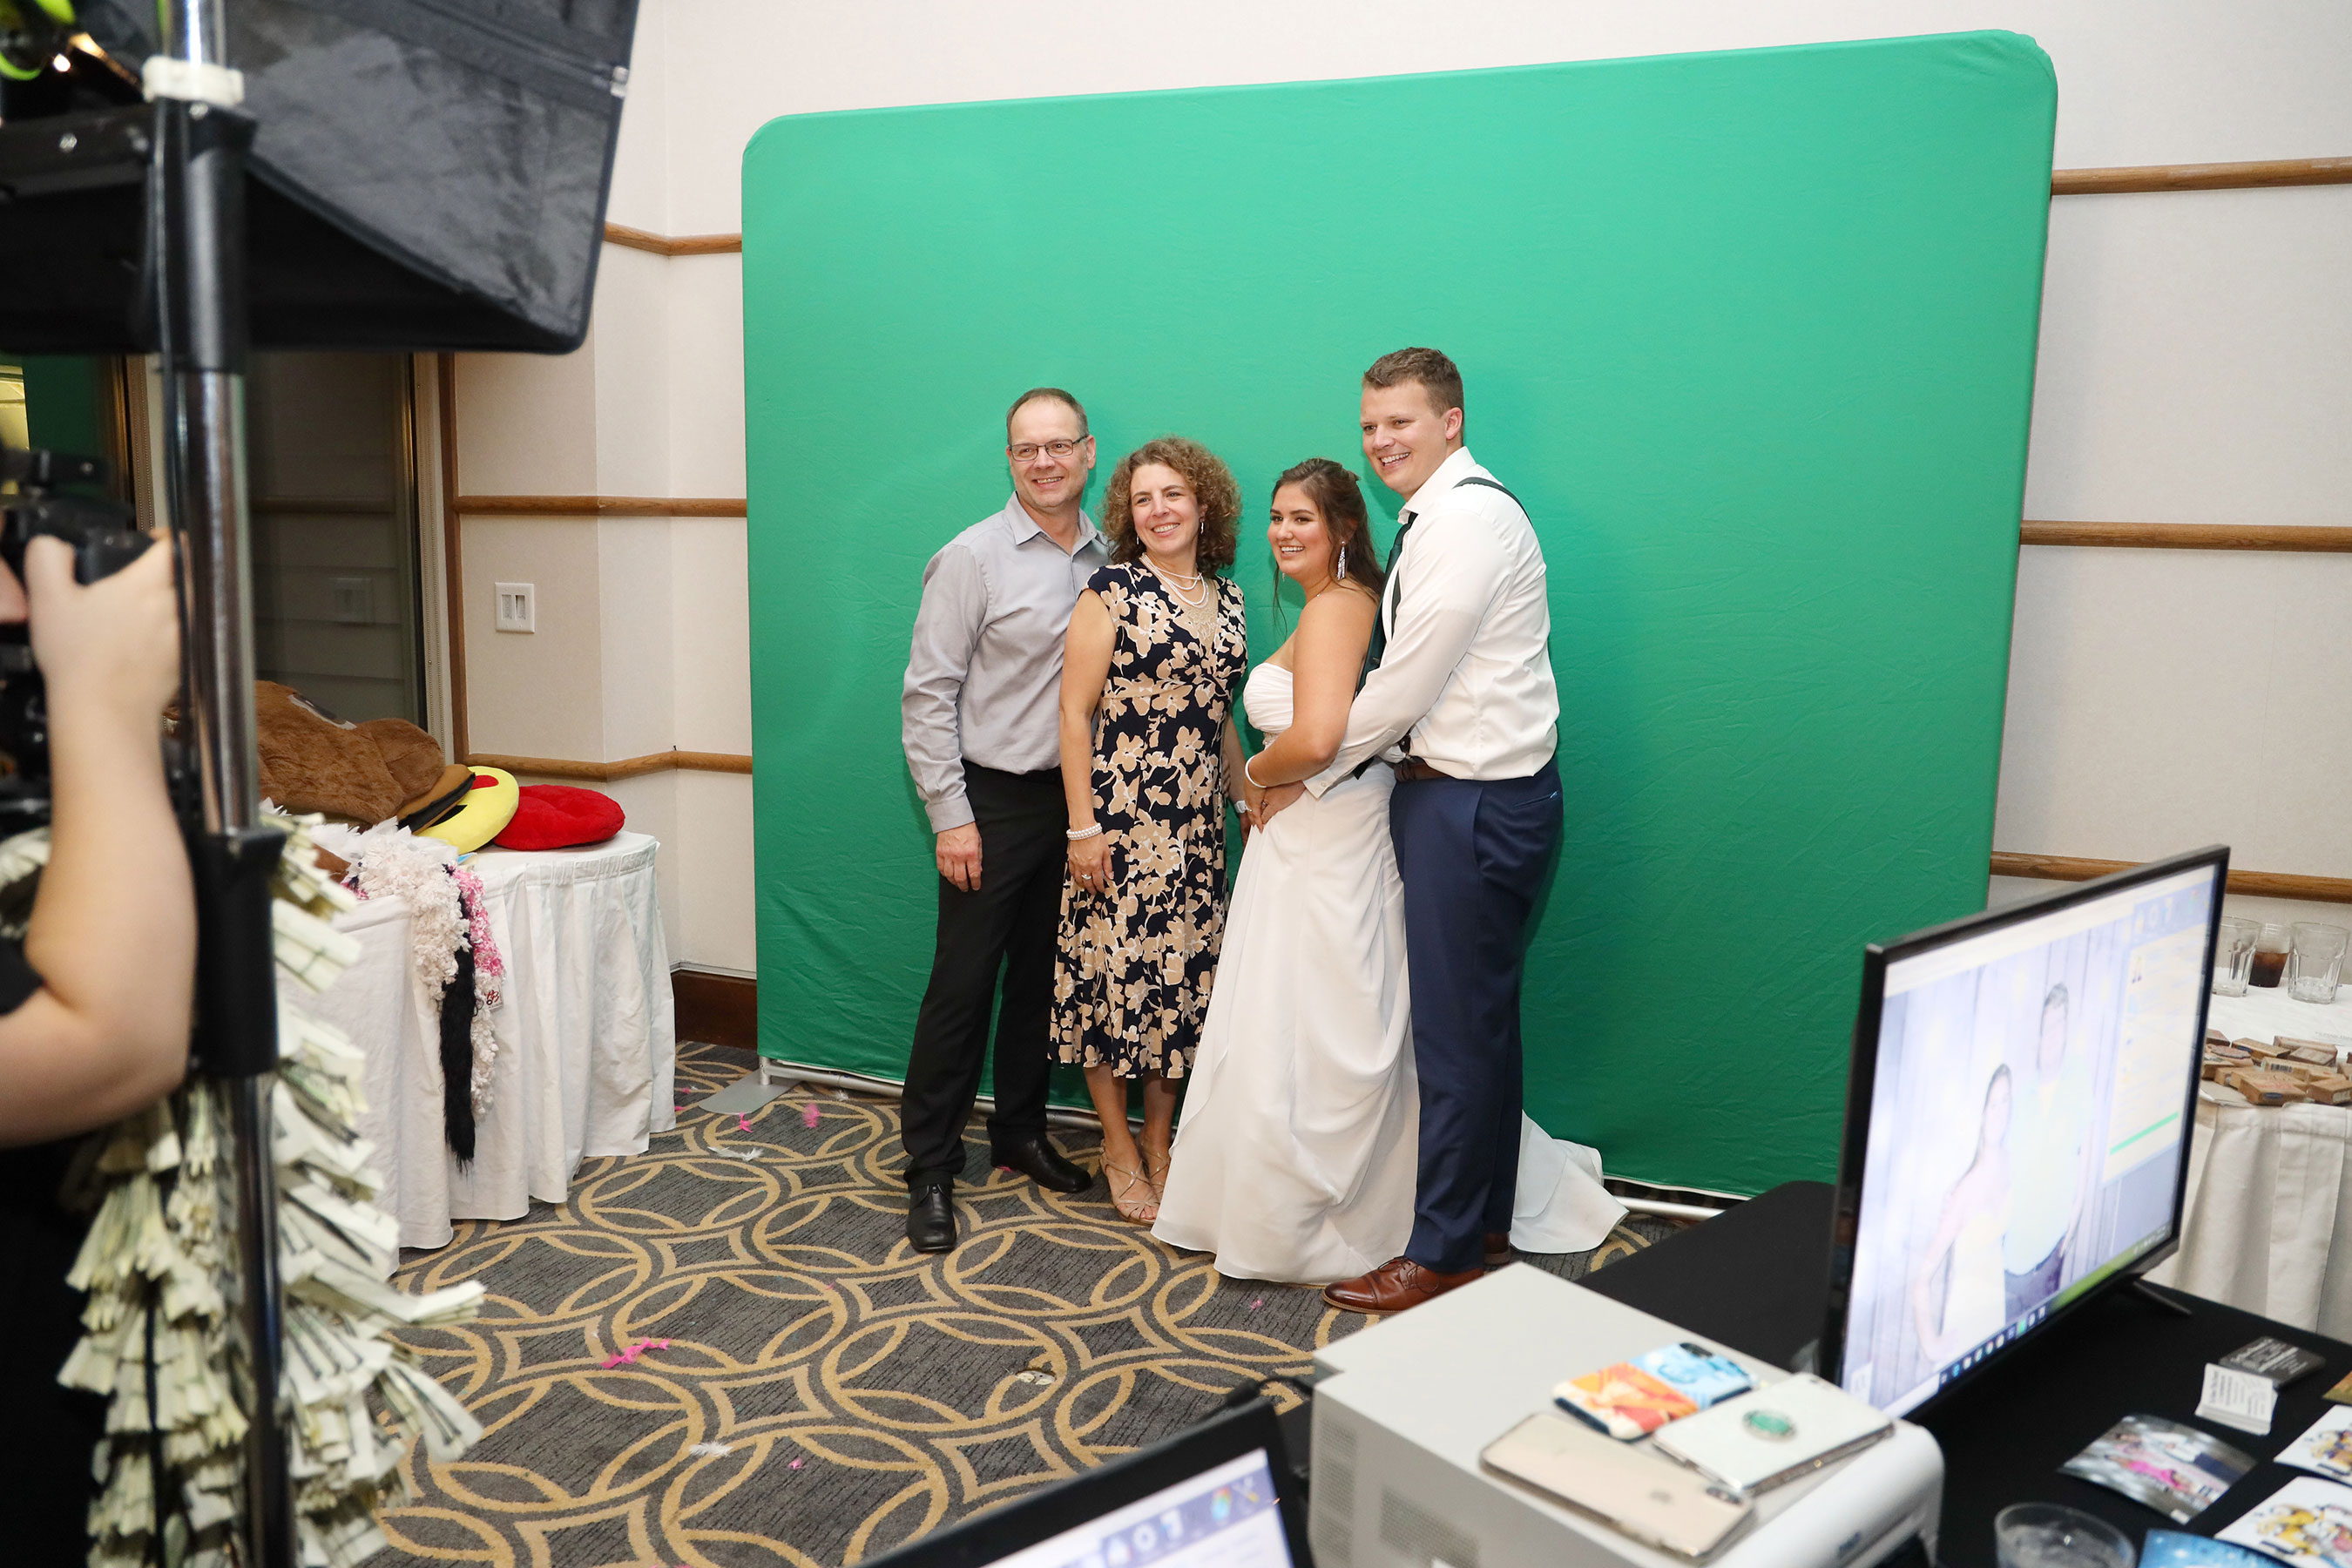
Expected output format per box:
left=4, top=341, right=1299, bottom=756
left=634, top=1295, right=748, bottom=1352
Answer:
left=1993, top=852, right=2352, bottom=905
left=468, top=749, right=754, bottom=781
left=2051, top=157, right=2352, bottom=195
left=2022, top=520, right=2352, bottom=552
left=598, top=157, right=2352, bottom=259
left=454, top=495, right=749, bottom=517
left=601, top=221, right=743, bottom=256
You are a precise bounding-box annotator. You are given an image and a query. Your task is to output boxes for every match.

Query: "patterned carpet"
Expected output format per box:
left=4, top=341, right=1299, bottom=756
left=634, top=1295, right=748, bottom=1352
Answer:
left=378, top=1041, right=1673, bottom=1566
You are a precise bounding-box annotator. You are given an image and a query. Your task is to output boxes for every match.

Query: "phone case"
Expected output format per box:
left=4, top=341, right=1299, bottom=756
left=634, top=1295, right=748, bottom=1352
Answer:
left=1555, top=1362, right=1700, bottom=1440
left=1636, top=1342, right=1756, bottom=1409
left=1650, top=1374, right=1894, bottom=1496
left=1483, top=1411, right=1753, bottom=1560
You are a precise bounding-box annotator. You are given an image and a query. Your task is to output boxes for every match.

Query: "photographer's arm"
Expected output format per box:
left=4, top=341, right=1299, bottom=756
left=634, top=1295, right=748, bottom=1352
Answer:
left=0, top=537, right=194, bottom=1146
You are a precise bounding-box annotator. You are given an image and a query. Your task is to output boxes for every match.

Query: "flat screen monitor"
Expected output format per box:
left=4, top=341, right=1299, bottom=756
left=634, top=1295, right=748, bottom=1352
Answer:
left=864, top=1400, right=1310, bottom=1568
left=1822, top=847, right=2228, bottom=1418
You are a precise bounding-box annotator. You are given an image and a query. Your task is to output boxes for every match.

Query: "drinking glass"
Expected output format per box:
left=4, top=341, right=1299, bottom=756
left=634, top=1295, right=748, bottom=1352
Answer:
left=2253, top=923, right=2290, bottom=988
left=1994, top=1504, right=2134, bottom=1568
left=2213, top=916, right=2260, bottom=997
left=2288, top=923, right=2350, bottom=1004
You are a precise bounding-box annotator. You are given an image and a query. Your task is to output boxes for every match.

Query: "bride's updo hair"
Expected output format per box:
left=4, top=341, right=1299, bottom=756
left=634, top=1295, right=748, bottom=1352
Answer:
left=1271, top=457, right=1386, bottom=596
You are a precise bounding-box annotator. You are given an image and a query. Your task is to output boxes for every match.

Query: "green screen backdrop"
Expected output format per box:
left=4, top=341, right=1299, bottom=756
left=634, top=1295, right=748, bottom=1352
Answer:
left=743, top=32, right=2055, bottom=1196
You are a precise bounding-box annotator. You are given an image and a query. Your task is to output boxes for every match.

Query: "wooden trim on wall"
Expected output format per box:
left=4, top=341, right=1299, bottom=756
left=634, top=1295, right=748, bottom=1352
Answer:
left=467, top=749, right=754, bottom=781
left=2052, top=157, right=2352, bottom=196
left=1993, top=852, right=2352, bottom=905
left=590, top=157, right=2352, bottom=261
left=455, top=494, right=749, bottom=517
left=674, top=967, right=757, bottom=1050
left=2022, top=520, right=2352, bottom=552
left=603, top=221, right=744, bottom=257
left=437, top=355, right=469, bottom=760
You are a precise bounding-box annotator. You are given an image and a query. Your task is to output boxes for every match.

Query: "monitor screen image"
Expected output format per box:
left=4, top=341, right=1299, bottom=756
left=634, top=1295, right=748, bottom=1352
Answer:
left=1831, top=855, right=2224, bottom=1417
left=977, top=1448, right=1294, bottom=1568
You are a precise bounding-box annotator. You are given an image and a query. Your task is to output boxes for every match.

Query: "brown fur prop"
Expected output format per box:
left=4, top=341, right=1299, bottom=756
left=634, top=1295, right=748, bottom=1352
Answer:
left=254, top=681, right=448, bottom=824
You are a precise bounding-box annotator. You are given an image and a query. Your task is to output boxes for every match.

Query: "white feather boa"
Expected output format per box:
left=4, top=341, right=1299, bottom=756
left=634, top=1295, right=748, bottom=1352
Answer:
left=340, top=824, right=505, bottom=1114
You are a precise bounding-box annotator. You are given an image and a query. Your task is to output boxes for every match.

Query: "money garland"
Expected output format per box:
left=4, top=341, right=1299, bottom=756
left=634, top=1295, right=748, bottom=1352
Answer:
left=54, top=815, right=486, bottom=1567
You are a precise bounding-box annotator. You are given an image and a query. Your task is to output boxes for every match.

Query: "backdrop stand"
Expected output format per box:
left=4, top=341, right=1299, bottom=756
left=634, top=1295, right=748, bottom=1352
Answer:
left=147, top=2, right=296, bottom=1561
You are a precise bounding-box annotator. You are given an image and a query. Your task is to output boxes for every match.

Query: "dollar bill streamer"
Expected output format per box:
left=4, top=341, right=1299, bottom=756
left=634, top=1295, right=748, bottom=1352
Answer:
left=59, top=814, right=486, bottom=1568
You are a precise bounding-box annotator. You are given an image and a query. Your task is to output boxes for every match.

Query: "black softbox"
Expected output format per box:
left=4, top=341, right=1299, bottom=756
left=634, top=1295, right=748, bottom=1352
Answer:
left=0, top=0, right=636, bottom=352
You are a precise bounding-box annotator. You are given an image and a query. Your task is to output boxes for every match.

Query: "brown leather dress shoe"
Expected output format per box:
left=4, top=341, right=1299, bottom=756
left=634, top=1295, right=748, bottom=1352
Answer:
left=1485, top=1232, right=1512, bottom=1268
left=1322, top=1256, right=1484, bottom=1315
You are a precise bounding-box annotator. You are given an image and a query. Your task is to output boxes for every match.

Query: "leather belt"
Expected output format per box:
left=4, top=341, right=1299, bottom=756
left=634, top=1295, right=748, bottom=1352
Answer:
left=1394, top=758, right=1450, bottom=783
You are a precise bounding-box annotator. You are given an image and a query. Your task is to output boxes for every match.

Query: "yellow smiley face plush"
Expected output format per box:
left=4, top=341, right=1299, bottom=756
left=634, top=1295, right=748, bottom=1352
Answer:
left=416, top=767, right=521, bottom=853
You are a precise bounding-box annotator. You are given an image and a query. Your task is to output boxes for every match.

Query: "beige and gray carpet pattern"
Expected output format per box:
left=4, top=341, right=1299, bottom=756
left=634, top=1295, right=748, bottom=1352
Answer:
left=378, top=1043, right=1667, bottom=1566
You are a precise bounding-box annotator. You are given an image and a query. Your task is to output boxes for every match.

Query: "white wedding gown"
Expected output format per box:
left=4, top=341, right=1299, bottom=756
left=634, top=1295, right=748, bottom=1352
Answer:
left=1152, top=665, right=1625, bottom=1283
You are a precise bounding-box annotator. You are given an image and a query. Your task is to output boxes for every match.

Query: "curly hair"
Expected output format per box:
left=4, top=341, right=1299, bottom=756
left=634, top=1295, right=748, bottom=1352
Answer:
left=1101, top=436, right=1240, bottom=574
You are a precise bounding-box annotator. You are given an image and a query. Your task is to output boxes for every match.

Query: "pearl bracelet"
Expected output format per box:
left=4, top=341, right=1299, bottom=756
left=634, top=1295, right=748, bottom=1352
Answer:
left=1066, top=823, right=1103, bottom=841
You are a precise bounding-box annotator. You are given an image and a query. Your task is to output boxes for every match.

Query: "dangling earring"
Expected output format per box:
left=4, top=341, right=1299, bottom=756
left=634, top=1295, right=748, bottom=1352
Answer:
left=1335, top=543, right=1348, bottom=581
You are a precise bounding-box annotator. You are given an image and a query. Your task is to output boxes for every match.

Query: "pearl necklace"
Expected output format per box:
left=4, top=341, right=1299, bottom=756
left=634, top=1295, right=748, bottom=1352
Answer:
left=1146, top=556, right=1208, bottom=608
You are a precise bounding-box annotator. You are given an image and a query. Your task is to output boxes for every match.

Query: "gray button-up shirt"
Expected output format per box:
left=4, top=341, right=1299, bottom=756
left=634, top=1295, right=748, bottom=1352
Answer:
left=902, top=496, right=1109, bottom=832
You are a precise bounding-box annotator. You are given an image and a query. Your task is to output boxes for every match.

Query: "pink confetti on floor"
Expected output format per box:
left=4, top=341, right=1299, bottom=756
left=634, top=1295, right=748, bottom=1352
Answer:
left=789, top=1458, right=803, bottom=1470
left=738, top=1112, right=752, bottom=1132
left=1249, top=1298, right=1263, bottom=1310
left=600, top=1337, right=674, bottom=1369
left=801, top=1103, right=821, bottom=1129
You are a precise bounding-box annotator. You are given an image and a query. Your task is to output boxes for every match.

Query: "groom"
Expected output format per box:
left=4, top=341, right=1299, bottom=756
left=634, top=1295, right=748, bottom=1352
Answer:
left=1270, top=347, right=1563, bottom=1314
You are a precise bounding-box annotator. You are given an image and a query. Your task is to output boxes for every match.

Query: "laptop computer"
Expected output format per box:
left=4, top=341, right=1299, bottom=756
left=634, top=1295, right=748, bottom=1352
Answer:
left=865, top=1399, right=1312, bottom=1568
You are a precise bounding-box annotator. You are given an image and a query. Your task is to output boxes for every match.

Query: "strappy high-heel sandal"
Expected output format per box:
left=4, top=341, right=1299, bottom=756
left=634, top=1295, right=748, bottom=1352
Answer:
left=1105, top=1159, right=1159, bottom=1225
left=1143, top=1147, right=1172, bottom=1206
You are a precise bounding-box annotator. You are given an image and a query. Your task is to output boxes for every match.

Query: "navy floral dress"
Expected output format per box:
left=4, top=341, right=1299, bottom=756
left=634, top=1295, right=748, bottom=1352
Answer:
left=1052, top=561, right=1248, bottom=1078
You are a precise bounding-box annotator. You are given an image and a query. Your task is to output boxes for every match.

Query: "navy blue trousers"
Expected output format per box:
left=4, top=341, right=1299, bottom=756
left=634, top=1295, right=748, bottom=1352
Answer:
left=1391, top=760, right=1563, bottom=1274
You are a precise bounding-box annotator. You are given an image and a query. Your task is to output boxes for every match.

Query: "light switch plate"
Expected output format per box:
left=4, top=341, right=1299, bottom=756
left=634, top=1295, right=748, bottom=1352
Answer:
left=494, top=581, right=535, bottom=633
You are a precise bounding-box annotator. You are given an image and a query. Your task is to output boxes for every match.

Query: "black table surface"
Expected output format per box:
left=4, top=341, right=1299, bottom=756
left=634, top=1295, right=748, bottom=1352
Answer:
left=1580, top=1180, right=2352, bottom=1566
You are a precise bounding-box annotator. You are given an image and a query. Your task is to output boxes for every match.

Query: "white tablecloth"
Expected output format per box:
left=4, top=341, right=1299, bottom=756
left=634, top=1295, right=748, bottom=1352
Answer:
left=279, top=830, right=677, bottom=1252
left=2148, top=981, right=2352, bottom=1336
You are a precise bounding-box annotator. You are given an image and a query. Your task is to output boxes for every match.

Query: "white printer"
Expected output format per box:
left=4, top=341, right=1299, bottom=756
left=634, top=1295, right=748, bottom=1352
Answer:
left=1308, top=1265, right=1941, bottom=1568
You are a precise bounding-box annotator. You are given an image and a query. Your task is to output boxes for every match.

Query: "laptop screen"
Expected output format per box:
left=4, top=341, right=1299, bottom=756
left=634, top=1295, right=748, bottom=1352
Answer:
left=980, top=1449, right=1294, bottom=1568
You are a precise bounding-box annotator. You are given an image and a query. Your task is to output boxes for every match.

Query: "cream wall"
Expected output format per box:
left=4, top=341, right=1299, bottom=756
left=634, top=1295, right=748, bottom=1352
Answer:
left=450, top=0, right=2351, bottom=981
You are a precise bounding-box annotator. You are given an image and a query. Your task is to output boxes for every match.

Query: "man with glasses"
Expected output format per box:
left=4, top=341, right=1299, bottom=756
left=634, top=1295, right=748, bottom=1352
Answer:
left=899, top=388, right=1105, bottom=1250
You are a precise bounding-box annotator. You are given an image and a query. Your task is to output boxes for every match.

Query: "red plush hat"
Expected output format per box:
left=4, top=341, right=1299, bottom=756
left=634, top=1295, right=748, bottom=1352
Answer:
left=493, top=784, right=625, bottom=851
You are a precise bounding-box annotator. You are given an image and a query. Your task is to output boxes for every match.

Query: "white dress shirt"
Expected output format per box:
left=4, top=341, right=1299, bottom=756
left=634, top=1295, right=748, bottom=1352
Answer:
left=1308, top=446, right=1559, bottom=794
left=902, top=497, right=1107, bottom=831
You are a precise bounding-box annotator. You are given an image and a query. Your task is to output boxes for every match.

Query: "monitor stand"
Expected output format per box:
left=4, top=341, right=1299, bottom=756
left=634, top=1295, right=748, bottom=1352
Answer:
left=2130, top=1275, right=2196, bottom=1316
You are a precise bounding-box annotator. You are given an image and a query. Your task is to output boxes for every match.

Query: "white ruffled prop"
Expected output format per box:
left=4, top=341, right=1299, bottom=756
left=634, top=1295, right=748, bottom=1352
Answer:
left=60, top=815, right=485, bottom=1568
left=338, top=822, right=503, bottom=1117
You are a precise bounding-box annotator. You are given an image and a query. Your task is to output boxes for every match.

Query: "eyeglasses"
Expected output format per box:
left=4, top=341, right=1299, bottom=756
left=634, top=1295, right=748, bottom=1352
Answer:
left=1009, top=438, right=1084, bottom=463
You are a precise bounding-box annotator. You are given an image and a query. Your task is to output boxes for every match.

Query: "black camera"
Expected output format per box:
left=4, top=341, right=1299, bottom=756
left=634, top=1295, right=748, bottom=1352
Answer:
left=0, top=443, right=154, bottom=821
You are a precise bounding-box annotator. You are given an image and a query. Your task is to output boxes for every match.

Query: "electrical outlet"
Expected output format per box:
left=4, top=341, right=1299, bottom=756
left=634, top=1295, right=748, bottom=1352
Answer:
left=328, top=576, right=373, bottom=625
left=495, top=582, right=536, bottom=633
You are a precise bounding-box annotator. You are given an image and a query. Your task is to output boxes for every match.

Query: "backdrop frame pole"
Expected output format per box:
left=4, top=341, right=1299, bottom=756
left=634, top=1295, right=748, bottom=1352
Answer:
left=149, top=0, right=298, bottom=1561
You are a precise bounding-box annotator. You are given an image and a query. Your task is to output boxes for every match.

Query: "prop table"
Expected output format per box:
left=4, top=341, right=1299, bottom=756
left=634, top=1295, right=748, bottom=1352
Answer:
left=2147, top=981, right=2352, bottom=1336
left=279, top=830, right=677, bottom=1252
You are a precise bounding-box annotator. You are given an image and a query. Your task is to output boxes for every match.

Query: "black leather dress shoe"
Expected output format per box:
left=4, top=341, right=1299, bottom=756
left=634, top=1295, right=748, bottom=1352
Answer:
left=994, top=1136, right=1092, bottom=1194
left=907, top=1183, right=956, bottom=1253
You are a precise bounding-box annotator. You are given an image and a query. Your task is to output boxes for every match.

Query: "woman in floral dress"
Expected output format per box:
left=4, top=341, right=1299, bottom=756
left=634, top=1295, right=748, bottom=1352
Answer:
left=1056, top=436, right=1249, bottom=1223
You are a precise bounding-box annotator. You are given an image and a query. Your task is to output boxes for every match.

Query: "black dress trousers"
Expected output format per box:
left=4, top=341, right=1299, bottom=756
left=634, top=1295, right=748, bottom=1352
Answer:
left=901, top=762, right=1068, bottom=1186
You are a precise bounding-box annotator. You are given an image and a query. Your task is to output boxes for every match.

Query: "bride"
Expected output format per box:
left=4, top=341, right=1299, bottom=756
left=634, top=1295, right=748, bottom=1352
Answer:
left=1152, top=458, right=1418, bottom=1282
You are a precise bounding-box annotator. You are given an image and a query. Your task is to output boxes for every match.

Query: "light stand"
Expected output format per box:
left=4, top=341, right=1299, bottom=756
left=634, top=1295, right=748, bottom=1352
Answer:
left=148, top=1, right=297, bottom=1562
